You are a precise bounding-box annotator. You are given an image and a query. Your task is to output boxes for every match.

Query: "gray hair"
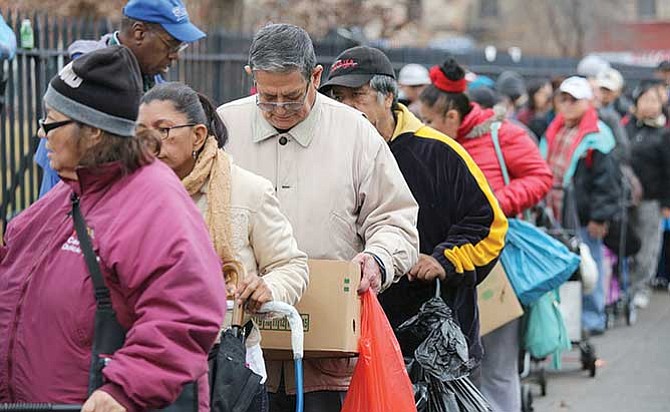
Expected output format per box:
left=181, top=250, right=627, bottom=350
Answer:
left=249, top=24, right=317, bottom=80
left=369, top=75, right=399, bottom=107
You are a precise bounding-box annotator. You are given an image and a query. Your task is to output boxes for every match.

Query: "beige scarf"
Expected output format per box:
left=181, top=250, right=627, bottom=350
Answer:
left=182, top=135, right=237, bottom=271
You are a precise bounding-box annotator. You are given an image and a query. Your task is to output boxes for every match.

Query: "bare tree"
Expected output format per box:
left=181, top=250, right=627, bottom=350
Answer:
left=528, top=0, right=625, bottom=57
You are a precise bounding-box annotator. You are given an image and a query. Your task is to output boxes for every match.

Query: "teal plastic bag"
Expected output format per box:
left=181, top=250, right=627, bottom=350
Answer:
left=523, top=291, right=571, bottom=369
left=500, top=218, right=580, bottom=305
left=489, top=122, right=580, bottom=306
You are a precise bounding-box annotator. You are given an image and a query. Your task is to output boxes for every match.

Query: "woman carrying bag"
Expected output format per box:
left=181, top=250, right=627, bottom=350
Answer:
left=138, top=82, right=309, bottom=411
left=419, top=59, right=555, bottom=412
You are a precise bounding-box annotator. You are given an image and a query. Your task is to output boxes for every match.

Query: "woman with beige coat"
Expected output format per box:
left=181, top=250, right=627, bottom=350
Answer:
left=138, top=82, right=309, bottom=411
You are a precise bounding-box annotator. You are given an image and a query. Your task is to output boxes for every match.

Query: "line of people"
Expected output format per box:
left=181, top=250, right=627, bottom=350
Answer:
left=1, top=1, right=668, bottom=411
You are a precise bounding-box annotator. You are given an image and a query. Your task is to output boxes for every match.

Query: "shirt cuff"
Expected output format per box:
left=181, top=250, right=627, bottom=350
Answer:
left=431, top=248, right=457, bottom=279
left=364, top=251, right=387, bottom=288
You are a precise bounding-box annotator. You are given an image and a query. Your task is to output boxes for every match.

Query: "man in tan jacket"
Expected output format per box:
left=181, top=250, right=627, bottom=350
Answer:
left=217, top=23, right=419, bottom=412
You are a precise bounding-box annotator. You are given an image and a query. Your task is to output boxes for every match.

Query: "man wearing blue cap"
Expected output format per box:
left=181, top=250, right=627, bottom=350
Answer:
left=35, top=0, right=205, bottom=198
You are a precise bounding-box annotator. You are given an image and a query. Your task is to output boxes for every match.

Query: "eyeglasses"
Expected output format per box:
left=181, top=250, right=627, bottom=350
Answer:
left=255, top=82, right=311, bottom=113
left=154, top=123, right=196, bottom=140
left=38, top=119, right=76, bottom=135
left=153, top=30, right=188, bottom=55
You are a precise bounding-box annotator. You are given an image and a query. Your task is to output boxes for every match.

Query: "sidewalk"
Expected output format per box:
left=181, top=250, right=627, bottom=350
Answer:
left=532, top=290, right=670, bottom=412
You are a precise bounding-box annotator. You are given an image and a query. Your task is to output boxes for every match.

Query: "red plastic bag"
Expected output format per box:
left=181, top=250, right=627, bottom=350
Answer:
left=342, top=290, right=417, bottom=412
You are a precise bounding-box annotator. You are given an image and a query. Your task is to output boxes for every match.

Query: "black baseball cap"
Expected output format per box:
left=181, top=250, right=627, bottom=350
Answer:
left=320, top=46, right=395, bottom=92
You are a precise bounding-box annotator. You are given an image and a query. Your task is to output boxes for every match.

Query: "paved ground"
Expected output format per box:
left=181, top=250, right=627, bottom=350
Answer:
left=531, top=290, right=670, bottom=412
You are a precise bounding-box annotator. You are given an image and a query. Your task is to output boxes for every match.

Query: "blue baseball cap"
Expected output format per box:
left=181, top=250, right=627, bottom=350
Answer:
left=123, top=0, right=206, bottom=43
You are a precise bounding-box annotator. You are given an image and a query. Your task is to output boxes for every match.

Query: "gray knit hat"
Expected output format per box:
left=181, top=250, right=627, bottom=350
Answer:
left=44, top=45, right=142, bottom=137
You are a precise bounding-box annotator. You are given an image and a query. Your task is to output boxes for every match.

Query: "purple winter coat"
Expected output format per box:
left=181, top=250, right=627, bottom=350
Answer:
left=0, top=160, right=225, bottom=411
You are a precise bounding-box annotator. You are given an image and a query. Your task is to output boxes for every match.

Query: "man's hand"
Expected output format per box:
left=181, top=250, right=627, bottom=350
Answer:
left=82, top=390, right=126, bottom=412
left=587, top=221, right=608, bottom=239
left=237, top=274, right=273, bottom=313
left=354, top=253, right=382, bottom=294
left=408, top=254, right=446, bottom=282
left=662, top=207, right=670, bottom=220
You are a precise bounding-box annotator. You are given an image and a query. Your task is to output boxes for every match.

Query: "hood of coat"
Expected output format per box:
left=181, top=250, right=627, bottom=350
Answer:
left=457, top=102, right=506, bottom=140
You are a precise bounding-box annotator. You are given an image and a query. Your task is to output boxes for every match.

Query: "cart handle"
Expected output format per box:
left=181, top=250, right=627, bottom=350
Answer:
left=0, top=404, right=82, bottom=411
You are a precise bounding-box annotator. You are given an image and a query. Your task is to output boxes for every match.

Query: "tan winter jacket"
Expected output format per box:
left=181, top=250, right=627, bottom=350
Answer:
left=192, top=161, right=309, bottom=347
left=217, top=93, right=419, bottom=394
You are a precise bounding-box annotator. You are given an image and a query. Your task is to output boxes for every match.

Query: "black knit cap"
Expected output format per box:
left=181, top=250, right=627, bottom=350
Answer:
left=44, top=45, right=143, bottom=137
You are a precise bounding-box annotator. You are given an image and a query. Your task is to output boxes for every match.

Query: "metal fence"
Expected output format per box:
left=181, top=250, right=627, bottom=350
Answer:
left=0, top=11, right=657, bottom=231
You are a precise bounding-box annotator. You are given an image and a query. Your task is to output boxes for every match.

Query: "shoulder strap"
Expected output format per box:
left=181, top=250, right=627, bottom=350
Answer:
left=71, top=193, right=111, bottom=308
left=490, top=121, right=510, bottom=186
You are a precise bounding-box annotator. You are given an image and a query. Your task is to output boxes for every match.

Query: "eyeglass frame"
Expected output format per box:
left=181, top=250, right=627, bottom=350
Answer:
left=152, top=123, right=197, bottom=140
left=152, top=28, right=188, bottom=55
left=38, top=118, right=77, bottom=135
left=255, top=81, right=311, bottom=113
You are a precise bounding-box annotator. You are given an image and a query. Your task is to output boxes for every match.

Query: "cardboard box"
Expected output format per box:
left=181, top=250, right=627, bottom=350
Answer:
left=255, top=259, right=361, bottom=359
left=477, top=262, right=524, bottom=336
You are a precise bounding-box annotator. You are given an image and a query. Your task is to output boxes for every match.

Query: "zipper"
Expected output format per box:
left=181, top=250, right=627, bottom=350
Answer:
left=6, top=212, right=72, bottom=400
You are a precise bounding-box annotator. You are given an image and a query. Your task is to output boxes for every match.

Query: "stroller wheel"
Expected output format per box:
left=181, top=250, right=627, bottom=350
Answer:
left=521, top=384, right=534, bottom=412
left=580, top=343, right=597, bottom=378
left=587, top=356, right=597, bottom=378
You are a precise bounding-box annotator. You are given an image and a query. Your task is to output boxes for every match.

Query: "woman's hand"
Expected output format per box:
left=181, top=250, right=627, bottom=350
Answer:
left=236, top=274, right=273, bottom=313
left=82, top=390, right=126, bottom=412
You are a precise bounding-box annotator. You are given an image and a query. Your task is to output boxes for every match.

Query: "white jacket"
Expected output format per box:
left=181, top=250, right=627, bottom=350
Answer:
left=218, top=93, right=419, bottom=289
left=218, top=93, right=419, bottom=393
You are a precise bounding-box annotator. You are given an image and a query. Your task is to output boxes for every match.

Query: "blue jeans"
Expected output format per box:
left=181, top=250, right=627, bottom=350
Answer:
left=579, top=227, right=606, bottom=331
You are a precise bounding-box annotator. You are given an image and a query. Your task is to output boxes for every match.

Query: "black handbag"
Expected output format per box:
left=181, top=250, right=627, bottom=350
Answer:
left=208, top=262, right=265, bottom=412
left=72, top=193, right=198, bottom=411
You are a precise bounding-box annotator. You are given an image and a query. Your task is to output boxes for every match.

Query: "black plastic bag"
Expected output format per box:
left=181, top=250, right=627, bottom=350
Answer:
left=397, top=297, right=472, bottom=381
left=397, top=290, right=491, bottom=412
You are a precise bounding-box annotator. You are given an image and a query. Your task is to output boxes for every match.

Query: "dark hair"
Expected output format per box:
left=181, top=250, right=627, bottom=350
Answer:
left=632, top=80, right=664, bottom=105
left=141, top=82, right=229, bottom=148
left=77, top=127, right=158, bottom=174
left=419, top=57, right=472, bottom=119
left=527, top=78, right=551, bottom=112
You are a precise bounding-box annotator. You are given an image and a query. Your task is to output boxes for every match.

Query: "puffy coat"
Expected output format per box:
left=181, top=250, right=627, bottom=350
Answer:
left=542, top=107, right=622, bottom=226
left=455, top=103, right=553, bottom=216
left=0, top=161, right=226, bottom=411
left=624, top=115, right=670, bottom=208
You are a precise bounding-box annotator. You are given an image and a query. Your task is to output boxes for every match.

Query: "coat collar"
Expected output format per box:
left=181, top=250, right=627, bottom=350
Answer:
left=64, top=162, right=125, bottom=197
left=391, top=103, right=425, bottom=141
left=544, top=105, right=600, bottom=149
left=251, top=92, right=323, bottom=148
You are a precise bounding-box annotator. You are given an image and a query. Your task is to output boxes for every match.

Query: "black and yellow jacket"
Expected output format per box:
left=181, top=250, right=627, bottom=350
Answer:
left=379, top=104, right=507, bottom=363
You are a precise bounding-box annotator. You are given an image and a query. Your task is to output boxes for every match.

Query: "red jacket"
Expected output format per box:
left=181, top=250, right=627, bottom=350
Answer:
left=455, top=103, right=553, bottom=216
left=0, top=161, right=225, bottom=411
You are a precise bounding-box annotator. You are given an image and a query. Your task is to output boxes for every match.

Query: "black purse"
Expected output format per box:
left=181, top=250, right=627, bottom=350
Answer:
left=72, top=193, right=198, bottom=411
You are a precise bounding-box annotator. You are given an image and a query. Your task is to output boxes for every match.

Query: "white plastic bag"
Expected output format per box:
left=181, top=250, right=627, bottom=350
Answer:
left=579, top=243, right=598, bottom=294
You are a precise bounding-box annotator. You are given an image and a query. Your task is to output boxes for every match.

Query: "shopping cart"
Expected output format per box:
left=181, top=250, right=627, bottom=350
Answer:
left=519, top=202, right=598, bottom=412
left=604, top=172, right=638, bottom=328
